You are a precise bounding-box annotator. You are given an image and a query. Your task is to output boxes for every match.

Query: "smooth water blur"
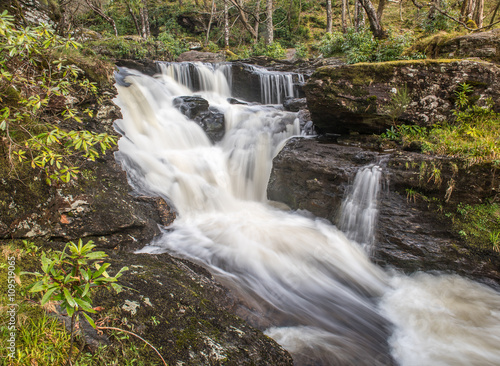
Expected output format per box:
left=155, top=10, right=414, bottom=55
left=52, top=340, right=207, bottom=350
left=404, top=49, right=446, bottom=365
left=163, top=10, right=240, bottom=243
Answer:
left=114, top=65, right=500, bottom=366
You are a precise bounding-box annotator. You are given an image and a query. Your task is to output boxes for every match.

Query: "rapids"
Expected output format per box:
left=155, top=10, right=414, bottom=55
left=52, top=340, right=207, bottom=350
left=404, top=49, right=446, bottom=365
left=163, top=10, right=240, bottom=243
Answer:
left=113, top=64, right=500, bottom=366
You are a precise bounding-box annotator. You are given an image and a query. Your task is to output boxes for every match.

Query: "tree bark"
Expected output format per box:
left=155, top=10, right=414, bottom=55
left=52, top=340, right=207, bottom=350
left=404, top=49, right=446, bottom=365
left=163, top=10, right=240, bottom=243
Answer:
left=354, top=0, right=365, bottom=30
left=490, top=0, right=500, bottom=25
left=205, top=0, right=215, bottom=45
left=377, top=0, right=386, bottom=23
left=266, top=0, right=273, bottom=44
left=224, top=0, right=229, bottom=48
left=473, top=0, right=484, bottom=27
left=228, top=0, right=259, bottom=39
left=254, top=0, right=261, bottom=43
left=140, top=0, right=150, bottom=38
left=326, top=0, right=333, bottom=33
left=127, top=2, right=142, bottom=37
left=342, top=0, right=348, bottom=32
left=359, top=0, right=386, bottom=38
left=84, top=0, right=118, bottom=36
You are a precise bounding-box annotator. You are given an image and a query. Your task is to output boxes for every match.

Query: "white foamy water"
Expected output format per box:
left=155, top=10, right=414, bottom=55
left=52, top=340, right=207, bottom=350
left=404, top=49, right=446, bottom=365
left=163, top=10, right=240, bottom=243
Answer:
left=114, top=65, right=500, bottom=366
left=338, top=164, right=382, bottom=252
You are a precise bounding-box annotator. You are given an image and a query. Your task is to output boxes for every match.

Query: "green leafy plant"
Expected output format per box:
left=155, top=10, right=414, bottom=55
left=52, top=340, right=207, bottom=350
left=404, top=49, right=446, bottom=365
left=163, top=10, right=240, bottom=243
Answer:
left=0, top=11, right=116, bottom=185
left=28, top=239, right=128, bottom=365
left=387, top=84, right=411, bottom=122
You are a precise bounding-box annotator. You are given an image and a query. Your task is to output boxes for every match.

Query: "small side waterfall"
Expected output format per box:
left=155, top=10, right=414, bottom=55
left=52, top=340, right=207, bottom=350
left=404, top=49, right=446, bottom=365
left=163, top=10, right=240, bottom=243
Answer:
left=245, top=64, right=304, bottom=104
left=338, top=165, right=382, bottom=251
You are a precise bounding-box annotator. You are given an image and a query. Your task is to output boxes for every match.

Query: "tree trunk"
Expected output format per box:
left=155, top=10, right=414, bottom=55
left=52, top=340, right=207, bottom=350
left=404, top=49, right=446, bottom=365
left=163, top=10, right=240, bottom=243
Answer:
left=140, top=0, right=150, bottom=38
left=460, top=0, right=474, bottom=21
left=490, top=0, right=500, bottom=25
left=326, top=0, right=333, bottom=33
left=85, top=0, right=118, bottom=36
left=473, top=0, right=483, bottom=27
left=377, top=0, right=386, bottom=23
left=342, top=0, right=348, bottom=32
left=228, top=0, right=259, bottom=39
left=266, top=0, right=273, bottom=44
left=224, top=0, right=229, bottom=48
left=354, top=0, right=365, bottom=31
left=359, top=0, right=386, bottom=38
left=206, top=0, right=215, bottom=45
left=254, top=0, right=261, bottom=43
left=127, top=2, right=142, bottom=37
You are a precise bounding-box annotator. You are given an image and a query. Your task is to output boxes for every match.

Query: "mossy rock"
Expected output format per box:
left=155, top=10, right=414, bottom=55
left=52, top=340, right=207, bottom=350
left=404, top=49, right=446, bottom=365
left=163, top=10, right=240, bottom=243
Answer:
left=93, top=252, right=293, bottom=365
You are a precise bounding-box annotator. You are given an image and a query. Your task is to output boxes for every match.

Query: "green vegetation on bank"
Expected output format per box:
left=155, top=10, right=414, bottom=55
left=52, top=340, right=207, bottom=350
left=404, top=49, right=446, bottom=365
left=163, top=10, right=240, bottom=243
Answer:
left=0, top=240, right=163, bottom=366
left=0, top=11, right=116, bottom=185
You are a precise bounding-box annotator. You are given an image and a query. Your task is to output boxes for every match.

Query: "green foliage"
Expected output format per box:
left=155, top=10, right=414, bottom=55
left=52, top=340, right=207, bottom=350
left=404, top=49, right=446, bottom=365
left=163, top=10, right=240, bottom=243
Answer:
left=421, top=0, right=459, bottom=33
left=157, top=31, right=189, bottom=58
left=387, top=84, right=411, bottom=122
left=251, top=41, right=287, bottom=59
left=295, top=43, right=309, bottom=59
left=0, top=11, right=116, bottom=185
left=28, top=239, right=127, bottom=325
left=450, top=202, right=500, bottom=251
left=380, top=83, right=500, bottom=165
left=318, top=28, right=425, bottom=64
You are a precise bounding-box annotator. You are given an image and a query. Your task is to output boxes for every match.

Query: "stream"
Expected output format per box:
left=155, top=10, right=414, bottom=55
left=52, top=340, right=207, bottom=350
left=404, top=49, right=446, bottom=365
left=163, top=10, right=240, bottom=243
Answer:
left=113, top=62, right=500, bottom=366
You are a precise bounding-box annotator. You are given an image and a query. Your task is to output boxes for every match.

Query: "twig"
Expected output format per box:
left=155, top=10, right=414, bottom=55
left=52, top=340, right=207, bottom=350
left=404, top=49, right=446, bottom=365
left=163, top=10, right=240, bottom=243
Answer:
left=432, top=4, right=500, bottom=31
left=97, top=326, right=168, bottom=366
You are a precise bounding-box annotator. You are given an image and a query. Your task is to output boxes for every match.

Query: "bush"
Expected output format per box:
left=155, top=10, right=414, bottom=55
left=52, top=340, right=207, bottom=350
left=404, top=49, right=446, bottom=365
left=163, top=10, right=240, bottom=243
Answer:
left=0, top=11, right=116, bottom=185
left=317, top=27, right=425, bottom=64
left=251, top=41, right=287, bottom=59
left=157, top=31, right=189, bottom=58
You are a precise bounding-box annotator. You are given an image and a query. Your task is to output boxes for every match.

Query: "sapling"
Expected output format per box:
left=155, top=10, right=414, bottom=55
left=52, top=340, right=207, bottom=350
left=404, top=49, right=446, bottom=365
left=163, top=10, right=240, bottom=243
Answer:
left=28, top=239, right=127, bottom=365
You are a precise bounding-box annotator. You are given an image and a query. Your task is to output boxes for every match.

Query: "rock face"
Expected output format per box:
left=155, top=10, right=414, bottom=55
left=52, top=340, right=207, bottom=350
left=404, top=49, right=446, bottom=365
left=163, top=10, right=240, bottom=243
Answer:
left=177, top=50, right=226, bottom=63
left=93, top=252, right=293, bottom=366
left=173, top=96, right=225, bottom=142
left=268, top=138, right=500, bottom=285
left=413, top=29, right=500, bottom=63
left=304, top=60, right=500, bottom=134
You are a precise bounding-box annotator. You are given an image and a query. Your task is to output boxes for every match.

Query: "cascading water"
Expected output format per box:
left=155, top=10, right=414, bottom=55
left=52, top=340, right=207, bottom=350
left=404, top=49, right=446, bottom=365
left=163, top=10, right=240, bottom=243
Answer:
left=338, top=165, right=382, bottom=252
left=245, top=64, right=304, bottom=104
left=114, top=64, right=500, bottom=366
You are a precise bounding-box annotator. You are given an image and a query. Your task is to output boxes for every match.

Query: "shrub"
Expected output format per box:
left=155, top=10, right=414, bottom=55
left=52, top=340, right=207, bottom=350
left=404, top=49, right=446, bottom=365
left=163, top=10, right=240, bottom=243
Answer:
left=0, top=11, right=116, bottom=185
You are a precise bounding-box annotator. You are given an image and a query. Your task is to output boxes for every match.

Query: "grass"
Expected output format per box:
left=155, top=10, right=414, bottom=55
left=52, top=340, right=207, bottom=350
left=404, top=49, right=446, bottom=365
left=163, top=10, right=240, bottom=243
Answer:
left=0, top=241, right=160, bottom=366
left=450, top=203, right=500, bottom=252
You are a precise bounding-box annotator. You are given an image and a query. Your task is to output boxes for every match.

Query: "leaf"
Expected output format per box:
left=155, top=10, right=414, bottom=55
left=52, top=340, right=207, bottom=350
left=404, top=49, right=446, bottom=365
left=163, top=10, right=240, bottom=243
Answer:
left=86, top=251, right=107, bottom=260
left=41, top=286, right=59, bottom=305
left=62, top=288, right=77, bottom=308
left=92, top=262, right=110, bottom=279
left=74, top=297, right=95, bottom=313
left=111, top=283, right=123, bottom=294
left=81, top=282, right=90, bottom=297
left=29, top=280, right=46, bottom=293
left=82, top=312, right=96, bottom=329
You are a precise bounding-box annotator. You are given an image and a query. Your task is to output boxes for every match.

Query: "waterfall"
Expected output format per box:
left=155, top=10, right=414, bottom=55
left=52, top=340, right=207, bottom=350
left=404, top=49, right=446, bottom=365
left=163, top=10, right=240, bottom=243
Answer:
left=338, top=165, right=382, bottom=252
left=245, top=64, right=303, bottom=104
left=114, top=65, right=500, bottom=366
left=158, top=61, right=232, bottom=97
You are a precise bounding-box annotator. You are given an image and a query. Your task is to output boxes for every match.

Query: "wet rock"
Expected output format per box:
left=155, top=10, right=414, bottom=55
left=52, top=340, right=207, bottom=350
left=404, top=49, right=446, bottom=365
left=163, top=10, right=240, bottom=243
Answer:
left=173, top=96, right=225, bottom=142
left=176, top=50, right=225, bottom=63
left=268, top=138, right=500, bottom=285
left=304, top=60, right=500, bottom=134
left=92, top=251, right=293, bottom=366
left=283, top=97, right=307, bottom=112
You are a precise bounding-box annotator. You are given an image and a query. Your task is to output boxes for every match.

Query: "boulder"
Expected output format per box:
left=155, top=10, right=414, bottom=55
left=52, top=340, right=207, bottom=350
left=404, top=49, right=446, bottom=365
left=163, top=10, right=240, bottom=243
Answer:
left=90, top=251, right=293, bottom=365
left=176, top=51, right=225, bottom=63
left=173, top=96, right=225, bottom=142
left=411, top=29, right=500, bottom=63
left=304, top=59, right=500, bottom=134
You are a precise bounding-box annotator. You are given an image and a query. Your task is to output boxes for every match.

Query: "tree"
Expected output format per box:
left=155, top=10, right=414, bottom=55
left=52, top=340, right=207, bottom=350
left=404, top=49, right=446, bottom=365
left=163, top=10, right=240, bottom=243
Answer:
left=84, top=0, right=118, bottom=36
left=359, top=0, right=386, bottom=38
left=266, top=0, right=273, bottom=44
left=342, top=0, right=348, bottom=32
left=326, top=0, right=333, bottom=33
